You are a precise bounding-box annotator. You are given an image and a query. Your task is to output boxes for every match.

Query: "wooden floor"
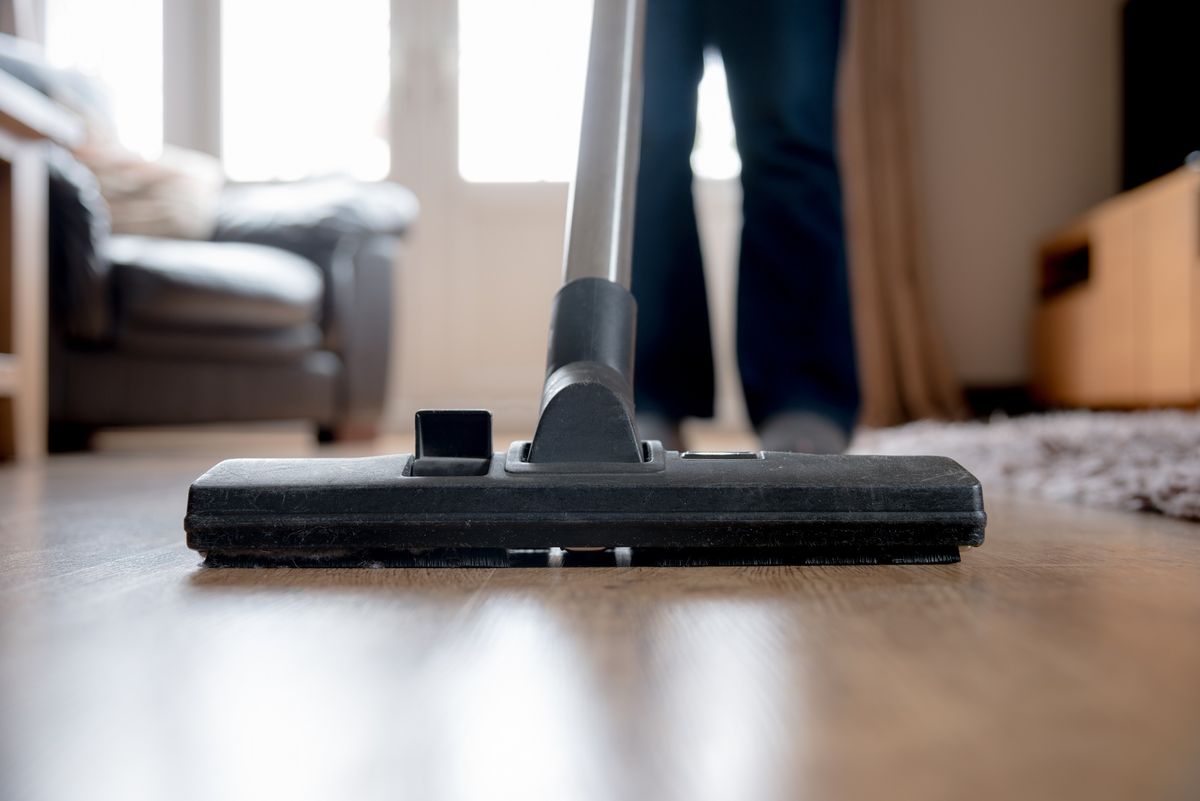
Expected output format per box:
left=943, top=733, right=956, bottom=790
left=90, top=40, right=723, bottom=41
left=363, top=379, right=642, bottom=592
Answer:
left=2, top=430, right=1200, bottom=801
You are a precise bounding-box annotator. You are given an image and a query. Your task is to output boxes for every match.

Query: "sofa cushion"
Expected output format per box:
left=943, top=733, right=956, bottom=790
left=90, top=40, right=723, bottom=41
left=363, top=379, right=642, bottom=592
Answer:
left=117, top=322, right=324, bottom=363
left=106, top=235, right=323, bottom=331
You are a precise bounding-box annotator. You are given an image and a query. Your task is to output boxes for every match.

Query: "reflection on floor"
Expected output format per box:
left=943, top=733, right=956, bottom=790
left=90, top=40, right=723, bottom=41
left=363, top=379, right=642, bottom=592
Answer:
left=2, top=423, right=1199, bottom=801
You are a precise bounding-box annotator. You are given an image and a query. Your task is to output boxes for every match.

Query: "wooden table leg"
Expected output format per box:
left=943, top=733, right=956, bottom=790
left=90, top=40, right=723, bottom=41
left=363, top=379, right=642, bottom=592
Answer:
left=0, top=139, right=47, bottom=461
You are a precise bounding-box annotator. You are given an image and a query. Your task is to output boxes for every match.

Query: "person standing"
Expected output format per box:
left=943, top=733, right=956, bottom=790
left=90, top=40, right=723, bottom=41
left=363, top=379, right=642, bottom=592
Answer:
left=632, top=0, right=859, bottom=454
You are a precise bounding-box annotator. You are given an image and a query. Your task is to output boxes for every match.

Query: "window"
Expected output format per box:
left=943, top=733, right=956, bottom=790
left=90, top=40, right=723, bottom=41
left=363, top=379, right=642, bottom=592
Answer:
left=457, top=0, right=739, bottom=183
left=457, top=0, right=593, bottom=183
left=43, top=0, right=163, bottom=158
left=220, top=0, right=391, bottom=182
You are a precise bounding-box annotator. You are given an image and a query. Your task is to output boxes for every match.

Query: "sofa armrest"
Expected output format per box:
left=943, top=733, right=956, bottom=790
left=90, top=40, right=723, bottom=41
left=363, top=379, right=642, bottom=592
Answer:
left=47, top=145, right=114, bottom=342
left=326, top=234, right=399, bottom=426
left=212, top=180, right=413, bottom=427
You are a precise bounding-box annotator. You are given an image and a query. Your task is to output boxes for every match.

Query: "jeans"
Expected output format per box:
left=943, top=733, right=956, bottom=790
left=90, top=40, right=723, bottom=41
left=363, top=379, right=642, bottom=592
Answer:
left=631, top=0, right=860, bottom=435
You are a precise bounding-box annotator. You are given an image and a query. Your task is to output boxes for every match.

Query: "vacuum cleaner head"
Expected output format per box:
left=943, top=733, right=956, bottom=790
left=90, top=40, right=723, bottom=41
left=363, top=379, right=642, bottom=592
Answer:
left=186, top=411, right=985, bottom=567
left=184, top=0, right=986, bottom=568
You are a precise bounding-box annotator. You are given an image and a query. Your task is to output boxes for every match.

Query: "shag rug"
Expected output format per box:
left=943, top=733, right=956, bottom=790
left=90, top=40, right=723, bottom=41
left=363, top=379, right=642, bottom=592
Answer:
left=850, top=410, right=1200, bottom=521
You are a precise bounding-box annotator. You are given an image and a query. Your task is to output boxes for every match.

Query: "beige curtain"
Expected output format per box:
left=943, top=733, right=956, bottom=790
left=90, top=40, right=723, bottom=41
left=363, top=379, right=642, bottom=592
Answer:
left=838, top=0, right=966, bottom=427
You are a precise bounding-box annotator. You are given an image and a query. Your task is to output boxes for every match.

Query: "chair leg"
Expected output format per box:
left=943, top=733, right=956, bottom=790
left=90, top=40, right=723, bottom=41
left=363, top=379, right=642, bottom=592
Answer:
left=47, top=422, right=96, bottom=453
left=314, top=423, right=379, bottom=445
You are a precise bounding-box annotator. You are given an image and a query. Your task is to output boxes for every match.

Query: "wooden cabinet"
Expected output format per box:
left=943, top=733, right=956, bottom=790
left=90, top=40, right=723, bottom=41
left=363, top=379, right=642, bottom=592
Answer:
left=0, top=71, right=82, bottom=460
left=1034, top=167, right=1200, bottom=407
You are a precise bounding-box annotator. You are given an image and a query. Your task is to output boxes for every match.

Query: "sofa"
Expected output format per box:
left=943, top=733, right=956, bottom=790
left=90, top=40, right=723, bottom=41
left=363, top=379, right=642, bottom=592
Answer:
left=47, top=151, right=416, bottom=448
left=0, top=33, right=417, bottom=448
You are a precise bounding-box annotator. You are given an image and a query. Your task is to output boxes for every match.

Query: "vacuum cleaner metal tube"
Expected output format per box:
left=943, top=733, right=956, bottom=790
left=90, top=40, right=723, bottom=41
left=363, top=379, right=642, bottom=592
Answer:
left=562, top=0, right=646, bottom=290
left=529, top=0, right=647, bottom=464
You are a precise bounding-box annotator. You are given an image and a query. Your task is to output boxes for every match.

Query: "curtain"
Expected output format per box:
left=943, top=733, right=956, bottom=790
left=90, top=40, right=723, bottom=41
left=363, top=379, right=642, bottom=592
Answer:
left=839, top=0, right=967, bottom=426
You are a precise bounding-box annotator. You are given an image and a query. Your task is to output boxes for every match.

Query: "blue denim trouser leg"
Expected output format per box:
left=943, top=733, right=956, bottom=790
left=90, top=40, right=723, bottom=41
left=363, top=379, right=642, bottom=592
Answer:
left=630, top=0, right=712, bottom=421
left=631, top=0, right=860, bottom=435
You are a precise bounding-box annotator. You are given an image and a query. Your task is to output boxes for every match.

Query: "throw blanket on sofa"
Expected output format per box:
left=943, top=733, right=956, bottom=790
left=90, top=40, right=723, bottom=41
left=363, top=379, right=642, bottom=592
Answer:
left=77, top=143, right=225, bottom=241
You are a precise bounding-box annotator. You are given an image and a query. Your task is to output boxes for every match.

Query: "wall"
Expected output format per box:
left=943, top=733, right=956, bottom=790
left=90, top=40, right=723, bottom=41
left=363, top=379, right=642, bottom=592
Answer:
left=910, top=0, right=1124, bottom=386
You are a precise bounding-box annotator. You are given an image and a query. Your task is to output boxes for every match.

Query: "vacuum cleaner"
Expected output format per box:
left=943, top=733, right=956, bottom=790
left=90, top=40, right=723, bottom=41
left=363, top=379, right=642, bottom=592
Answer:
left=185, top=0, right=985, bottom=567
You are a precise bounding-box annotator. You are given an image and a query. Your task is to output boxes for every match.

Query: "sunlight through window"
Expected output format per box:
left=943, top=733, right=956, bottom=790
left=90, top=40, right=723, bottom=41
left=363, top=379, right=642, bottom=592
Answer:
left=221, top=0, right=390, bottom=182
left=457, top=0, right=593, bottom=183
left=458, top=0, right=739, bottom=183
left=692, top=51, right=741, bottom=181
left=44, top=0, right=163, bottom=158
